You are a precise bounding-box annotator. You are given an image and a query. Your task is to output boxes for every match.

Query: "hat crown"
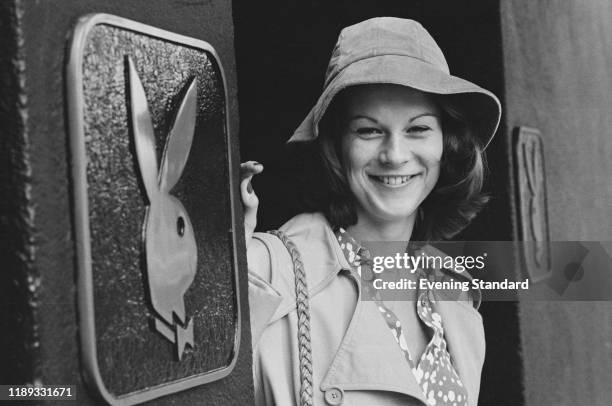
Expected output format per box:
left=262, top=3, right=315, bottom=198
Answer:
left=289, top=17, right=501, bottom=149
left=325, top=17, right=449, bottom=87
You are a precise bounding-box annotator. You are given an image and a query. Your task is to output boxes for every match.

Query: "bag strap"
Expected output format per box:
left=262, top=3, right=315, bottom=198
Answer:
left=268, top=230, right=313, bottom=406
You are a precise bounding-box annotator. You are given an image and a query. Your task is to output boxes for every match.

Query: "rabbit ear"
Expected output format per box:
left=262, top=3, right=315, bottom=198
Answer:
left=159, top=77, right=198, bottom=192
left=127, top=56, right=159, bottom=200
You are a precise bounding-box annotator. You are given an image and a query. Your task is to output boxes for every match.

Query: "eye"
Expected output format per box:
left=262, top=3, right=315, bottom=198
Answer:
left=177, top=216, right=185, bottom=237
left=355, top=127, right=383, bottom=138
left=405, top=125, right=433, bottom=138
left=407, top=125, right=431, bottom=133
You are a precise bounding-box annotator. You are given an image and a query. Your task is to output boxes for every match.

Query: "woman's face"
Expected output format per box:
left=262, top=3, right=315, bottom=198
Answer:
left=340, top=84, right=443, bottom=225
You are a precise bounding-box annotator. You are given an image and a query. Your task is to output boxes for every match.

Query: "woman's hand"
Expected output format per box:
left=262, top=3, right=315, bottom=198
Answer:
left=240, top=161, right=263, bottom=248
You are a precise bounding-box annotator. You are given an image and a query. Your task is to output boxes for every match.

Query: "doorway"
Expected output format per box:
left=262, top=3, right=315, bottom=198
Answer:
left=233, top=1, right=522, bottom=404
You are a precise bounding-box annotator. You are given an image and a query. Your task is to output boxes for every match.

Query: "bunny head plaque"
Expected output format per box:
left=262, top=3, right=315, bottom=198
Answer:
left=127, top=57, right=197, bottom=360
left=67, top=14, right=243, bottom=404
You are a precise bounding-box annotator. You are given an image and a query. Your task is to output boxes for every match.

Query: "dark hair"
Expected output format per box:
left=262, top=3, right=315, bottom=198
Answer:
left=316, top=87, right=489, bottom=241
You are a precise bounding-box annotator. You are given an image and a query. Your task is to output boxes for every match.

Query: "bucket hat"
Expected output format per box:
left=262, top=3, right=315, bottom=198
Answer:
left=288, top=17, right=502, bottom=149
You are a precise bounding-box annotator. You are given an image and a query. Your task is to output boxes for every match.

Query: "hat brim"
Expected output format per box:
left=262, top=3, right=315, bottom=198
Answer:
left=289, top=54, right=502, bottom=150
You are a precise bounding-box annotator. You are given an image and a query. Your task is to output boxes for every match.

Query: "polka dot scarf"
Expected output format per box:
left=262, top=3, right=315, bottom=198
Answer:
left=336, top=228, right=468, bottom=406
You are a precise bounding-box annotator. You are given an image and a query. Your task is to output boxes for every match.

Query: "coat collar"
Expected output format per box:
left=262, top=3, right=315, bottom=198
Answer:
left=269, top=213, right=351, bottom=323
left=270, top=213, right=480, bottom=321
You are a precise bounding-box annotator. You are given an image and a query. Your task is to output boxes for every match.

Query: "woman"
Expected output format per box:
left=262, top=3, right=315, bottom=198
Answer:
left=241, top=17, right=501, bottom=406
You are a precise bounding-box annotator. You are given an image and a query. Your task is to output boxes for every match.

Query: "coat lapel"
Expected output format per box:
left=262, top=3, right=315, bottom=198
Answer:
left=320, top=275, right=428, bottom=405
left=320, top=294, right=485, bottom=406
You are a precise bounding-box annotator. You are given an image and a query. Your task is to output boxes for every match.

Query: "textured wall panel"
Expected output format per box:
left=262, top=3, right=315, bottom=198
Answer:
left=1, top=0, right=254, bottom=404
left=501, top=1, right=612, bottom=405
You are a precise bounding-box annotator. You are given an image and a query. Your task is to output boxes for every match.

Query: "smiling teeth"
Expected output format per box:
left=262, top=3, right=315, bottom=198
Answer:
left=376, top=176, right=411, bottom=185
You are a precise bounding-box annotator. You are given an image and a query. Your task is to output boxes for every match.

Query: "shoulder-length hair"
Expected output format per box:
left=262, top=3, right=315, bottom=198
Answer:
left=315, top=87, right=489, bottom=241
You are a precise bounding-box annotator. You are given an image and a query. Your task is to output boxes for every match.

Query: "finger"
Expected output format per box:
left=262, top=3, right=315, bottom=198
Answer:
left=240, top=161, right=263, bottom=180
left=240, top=173, right=259, bottom=210
left=240, top=161, right=263, bottom=209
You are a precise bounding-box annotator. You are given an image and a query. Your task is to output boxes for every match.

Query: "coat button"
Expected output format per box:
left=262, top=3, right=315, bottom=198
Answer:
left=324, top=388, right=344, bottom=405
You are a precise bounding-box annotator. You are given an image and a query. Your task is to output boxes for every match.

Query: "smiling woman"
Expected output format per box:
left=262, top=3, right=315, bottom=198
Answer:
left=241, top=17, right=501, bottom=406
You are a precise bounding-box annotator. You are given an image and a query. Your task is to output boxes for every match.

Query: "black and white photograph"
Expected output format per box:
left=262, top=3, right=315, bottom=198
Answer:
left=1, top=1, right=611, bottom=405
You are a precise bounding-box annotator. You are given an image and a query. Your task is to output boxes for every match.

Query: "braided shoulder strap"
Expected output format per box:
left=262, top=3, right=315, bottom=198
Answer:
left=268, top=230, right=313, bottom=406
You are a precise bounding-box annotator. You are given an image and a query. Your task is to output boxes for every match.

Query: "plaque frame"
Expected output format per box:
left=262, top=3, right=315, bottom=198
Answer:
left=66, top=13, right=241, bottom=405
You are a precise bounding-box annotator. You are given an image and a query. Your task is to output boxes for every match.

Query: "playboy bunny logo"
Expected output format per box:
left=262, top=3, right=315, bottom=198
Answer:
left=127, top=57, right=198, bottom=360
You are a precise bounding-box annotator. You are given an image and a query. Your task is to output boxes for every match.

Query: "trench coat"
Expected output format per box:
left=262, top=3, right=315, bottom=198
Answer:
left=248, top=213, right=485, bottom=406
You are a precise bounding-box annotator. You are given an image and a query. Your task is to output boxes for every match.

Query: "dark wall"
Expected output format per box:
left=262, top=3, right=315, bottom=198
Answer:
left=0, top=0, right=38, bottom=387
left=501, top=1, right=612, bottom=405
left=1, top=0, right=253, bottom=404
left=233, top=1, right=523, bottom=405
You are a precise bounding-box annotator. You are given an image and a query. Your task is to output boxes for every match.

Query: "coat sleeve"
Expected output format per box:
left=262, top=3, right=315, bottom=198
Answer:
left=248, top=232, right=283, bottom=348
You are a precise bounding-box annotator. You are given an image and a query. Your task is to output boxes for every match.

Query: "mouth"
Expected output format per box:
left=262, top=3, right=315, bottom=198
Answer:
left=369, top=174, right=420, bottom=187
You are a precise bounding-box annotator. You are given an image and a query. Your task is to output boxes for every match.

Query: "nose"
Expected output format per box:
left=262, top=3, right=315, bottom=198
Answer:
left=379, top=133, right=410, bottom=167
